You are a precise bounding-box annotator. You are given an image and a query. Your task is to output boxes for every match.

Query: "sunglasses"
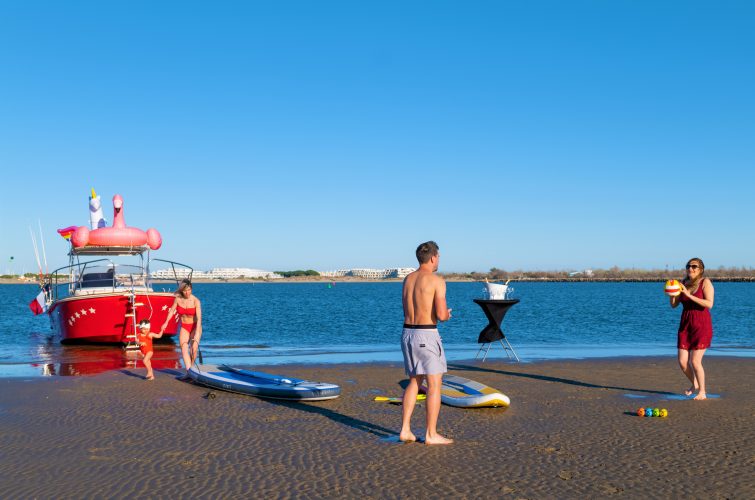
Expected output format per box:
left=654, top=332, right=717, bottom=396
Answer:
left=686, top=264, right=700, bottom=270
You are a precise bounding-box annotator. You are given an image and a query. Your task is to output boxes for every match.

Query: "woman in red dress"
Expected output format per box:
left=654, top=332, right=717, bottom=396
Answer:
left=670, top=258, right=714, bottom=400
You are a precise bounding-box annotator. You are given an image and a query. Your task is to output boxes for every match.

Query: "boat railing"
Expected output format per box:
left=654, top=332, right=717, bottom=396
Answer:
left=149, top=258, right=194, bottom=289
left=47, top=258, right=194, bottom=303
left=48, top=260, right=152, bottom=301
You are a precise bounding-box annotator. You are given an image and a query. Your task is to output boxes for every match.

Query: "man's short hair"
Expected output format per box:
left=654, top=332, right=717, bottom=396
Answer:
left=416, top=241, right=439, bottom=264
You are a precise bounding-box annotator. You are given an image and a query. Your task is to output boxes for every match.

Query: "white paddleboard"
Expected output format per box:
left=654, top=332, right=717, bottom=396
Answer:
left=422, top=374, right=510, bottom=409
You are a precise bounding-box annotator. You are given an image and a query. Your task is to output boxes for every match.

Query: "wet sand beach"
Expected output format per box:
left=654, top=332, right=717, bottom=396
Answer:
left=1, top=356, right=753, bottom=498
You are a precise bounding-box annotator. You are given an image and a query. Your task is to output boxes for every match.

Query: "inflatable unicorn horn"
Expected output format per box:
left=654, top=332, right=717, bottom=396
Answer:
left=89, top=188, right=107, bottom=229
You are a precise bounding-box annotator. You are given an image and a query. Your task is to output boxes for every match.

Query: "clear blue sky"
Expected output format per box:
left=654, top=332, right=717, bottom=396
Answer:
left=1, top=1, right=753, bottom=274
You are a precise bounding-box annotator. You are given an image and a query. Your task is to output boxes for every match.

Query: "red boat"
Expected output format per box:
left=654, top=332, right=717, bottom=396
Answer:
left=45, top=245, right=193, bottom=344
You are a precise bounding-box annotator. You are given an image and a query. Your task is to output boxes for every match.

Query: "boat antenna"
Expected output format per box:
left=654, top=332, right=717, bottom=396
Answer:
left=38, top=219, right=48, bottom=275
left=29, top=226, right=43, bottom=277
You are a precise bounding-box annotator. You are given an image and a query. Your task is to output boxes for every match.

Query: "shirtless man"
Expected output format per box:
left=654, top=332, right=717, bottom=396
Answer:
left=399, top=241, right=453, bottom=445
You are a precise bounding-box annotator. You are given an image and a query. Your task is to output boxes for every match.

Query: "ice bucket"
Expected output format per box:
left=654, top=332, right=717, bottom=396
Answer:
left=484, top=282, right=509, bottom=300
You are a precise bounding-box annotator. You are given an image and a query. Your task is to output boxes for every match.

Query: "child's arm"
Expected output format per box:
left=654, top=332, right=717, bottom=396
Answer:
left=150, top=331, right=164, bottom=339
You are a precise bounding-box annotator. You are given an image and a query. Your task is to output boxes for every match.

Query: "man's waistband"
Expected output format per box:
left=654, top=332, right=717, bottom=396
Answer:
left=403, top=324, right=437, bottom=329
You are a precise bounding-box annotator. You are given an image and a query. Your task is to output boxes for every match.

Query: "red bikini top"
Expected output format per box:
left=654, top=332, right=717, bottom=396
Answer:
left=176, top=304, right=196, bottom=316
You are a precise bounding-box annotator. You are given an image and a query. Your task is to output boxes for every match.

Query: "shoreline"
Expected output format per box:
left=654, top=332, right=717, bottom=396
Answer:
left=1, top=356, right=753, bottom=497
left=4, top=343, right=754, bottom=379
left=4, top=276, right=755, bottom=285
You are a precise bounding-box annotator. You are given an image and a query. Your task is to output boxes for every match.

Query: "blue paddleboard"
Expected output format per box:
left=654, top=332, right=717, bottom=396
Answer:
left=188, top=363, right=341, bottom=401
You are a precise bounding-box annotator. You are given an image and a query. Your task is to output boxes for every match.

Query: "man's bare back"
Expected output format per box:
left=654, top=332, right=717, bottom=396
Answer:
left=403, top=270, right=450, bottom=325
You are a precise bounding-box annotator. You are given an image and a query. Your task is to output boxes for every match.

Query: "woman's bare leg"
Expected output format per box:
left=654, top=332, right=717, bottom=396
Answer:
left=178, top=329, right=192, bottom=378
left=690, top=349, right=707, bottom=400
left=677, top=349, right=697, bottom=395
left=189, top=333, right=202, bottom=366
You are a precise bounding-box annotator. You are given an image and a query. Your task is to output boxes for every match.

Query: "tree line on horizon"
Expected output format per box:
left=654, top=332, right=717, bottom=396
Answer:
left=274, top=270, right=320, bottom=278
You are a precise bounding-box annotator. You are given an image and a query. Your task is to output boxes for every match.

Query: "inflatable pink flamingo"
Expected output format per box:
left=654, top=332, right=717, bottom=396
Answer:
left=72, top=194, right=162, bottom=249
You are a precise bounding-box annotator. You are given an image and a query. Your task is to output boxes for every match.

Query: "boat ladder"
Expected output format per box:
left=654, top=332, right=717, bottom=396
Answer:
left=123, top=290, right=144, bottom=351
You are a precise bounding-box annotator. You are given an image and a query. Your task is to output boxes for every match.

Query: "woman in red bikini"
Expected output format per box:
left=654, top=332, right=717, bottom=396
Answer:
left=670, top=258, right=714, bottom=400
left=161, top=279, right=202, bottom=379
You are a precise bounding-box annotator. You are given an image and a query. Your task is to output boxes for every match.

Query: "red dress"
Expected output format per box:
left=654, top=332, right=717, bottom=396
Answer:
left=677, top=280, right=713, bottom=350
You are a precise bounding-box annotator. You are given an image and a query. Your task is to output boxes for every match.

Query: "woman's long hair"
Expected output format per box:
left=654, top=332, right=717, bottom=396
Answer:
left=683, top=257, right=705, bottom=292
left=175, top=279, right=192, bottom=297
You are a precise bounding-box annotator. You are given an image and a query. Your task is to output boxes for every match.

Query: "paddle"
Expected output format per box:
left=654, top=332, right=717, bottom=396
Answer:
left=374, top=394, right=427, bottom=403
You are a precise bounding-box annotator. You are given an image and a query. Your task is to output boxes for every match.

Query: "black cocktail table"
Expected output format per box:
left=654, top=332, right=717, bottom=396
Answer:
left=473, top=298, right=520, bottom=362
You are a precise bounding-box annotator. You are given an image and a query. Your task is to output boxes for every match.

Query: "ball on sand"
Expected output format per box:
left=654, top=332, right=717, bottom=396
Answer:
left=652, top=408, right=660, bottom=417
left=637, top=407, right=645, bottom=417
left=645, top=408, right=654, bottom=417
left=660, top=409, right=668, bottom=418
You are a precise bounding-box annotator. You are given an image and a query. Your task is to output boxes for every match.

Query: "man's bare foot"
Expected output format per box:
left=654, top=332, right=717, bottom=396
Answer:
left=693, top=392, right=707, bottom=400
left=146, top=375, right=155, bottom=380
left=425, top=434, right=454, bottom=445
left=399, top=431, right=417, bottom=443
left=684, top=385, right=698, bottom=396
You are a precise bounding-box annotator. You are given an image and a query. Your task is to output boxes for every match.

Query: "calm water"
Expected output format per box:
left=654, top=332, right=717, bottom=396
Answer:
left=1, top=282, right=753, bottom=377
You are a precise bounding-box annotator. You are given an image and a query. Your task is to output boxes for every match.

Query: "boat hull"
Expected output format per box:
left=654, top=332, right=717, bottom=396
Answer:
left=48, top=292, right=179, bottom=343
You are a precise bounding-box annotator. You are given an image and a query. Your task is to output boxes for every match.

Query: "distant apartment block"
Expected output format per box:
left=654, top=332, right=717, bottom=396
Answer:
left=568, top=269, right=594, bottom=278
left=319, top=267, right=416, bottom=279
left=151, top=268, right=193, bottom=280
left=151, top=267, right=283, bottom=280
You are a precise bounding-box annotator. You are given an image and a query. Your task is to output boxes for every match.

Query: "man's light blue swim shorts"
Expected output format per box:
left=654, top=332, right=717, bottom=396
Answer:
left=401, top=325, right=447, bottom=376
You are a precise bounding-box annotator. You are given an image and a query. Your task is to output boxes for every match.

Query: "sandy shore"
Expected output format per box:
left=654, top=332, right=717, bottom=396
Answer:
left=1, top=357, right=753, bottom=498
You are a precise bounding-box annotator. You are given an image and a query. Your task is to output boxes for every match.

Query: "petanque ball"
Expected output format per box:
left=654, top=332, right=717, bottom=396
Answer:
left=637, top=407, right=645, bottom=417
left=660, top=409, right=668, bottom=418
left=652, top=408, right=660, bottom=417
left=645, top=408, right=654, bottom=417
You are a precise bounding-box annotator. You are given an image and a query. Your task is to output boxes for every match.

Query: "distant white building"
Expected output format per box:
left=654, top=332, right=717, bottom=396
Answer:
left=387, top=268, right=415, bottom=279
left=151, top=267, right=283, bottom=280
left=568, top=269, right=594, bottom=278
left=203, top=268, right=283, bottom=280
left=151, top=268, right=193, bottom=280
left=319, top=267, right=415, bottom=279
left=320, top=269, right=350, bottom=278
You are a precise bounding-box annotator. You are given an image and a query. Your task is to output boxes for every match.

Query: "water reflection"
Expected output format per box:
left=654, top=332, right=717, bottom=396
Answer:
left=31, top=338, right=181, bottom=376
